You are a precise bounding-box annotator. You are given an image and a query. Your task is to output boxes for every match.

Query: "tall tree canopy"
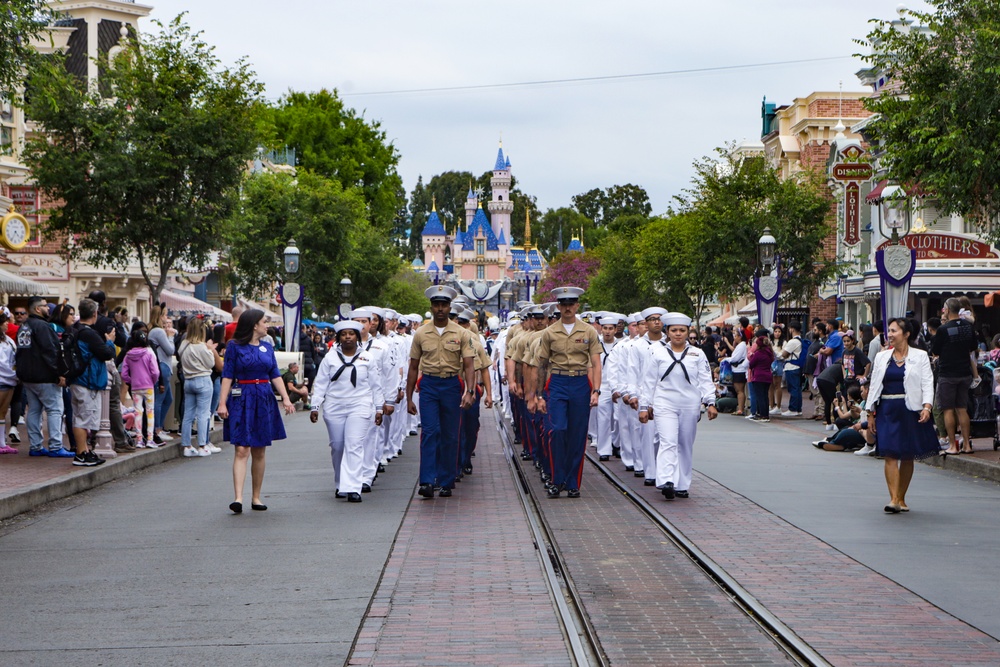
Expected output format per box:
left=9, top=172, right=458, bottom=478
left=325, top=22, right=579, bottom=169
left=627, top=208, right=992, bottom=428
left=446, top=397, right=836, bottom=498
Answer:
left=571, top=184, right=652, bottom=226
left=670, top=148, right=834, bottom=303
left=859, top=1, right=1000, bottom=239
left=0, top=0, right=53, bottom=97
left=267, top=89, right=404, bottom=232
left=534, top=207, right=601, bottom=258
left=24, top=16, right=264, bottom=304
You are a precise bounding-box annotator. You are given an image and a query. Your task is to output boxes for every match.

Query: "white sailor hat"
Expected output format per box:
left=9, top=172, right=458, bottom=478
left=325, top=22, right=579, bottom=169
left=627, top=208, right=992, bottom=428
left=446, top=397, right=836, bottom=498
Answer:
left=363, top=306, right=385, bottom=318
left=613, top=312, right=628, bottom=322
left=553, top=286, right=584, bottom=303
left=662, top=312, right=693, bottom=327
left=335, top=320, right=363, bottom=334
left=598, top=316, right=619, bottom=326
left=627, top=312, right=642, bottom=324
left=350, top=308, right=373, bottom=320
left=641, top=306, right=667, bottom=321
left=424, top=285, right=458, bottom=302
left=383, top=309, right=398, bottom=320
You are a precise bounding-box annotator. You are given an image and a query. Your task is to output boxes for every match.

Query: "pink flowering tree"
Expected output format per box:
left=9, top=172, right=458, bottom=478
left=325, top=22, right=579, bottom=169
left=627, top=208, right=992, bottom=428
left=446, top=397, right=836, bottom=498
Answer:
left=535, top=252, right=602, bottom=304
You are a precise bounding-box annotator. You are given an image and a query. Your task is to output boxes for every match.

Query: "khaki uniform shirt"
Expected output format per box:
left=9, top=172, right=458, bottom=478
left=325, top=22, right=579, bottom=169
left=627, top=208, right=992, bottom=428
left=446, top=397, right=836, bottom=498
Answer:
left=513, top=329, right=536, bottom=366
left=504, top=323, right=523, bottom=360
left=410, top=320, right=475, bottom=376
left=470, top=333, right=492, bottom=372
left=537, top=319, right=602, bottom=372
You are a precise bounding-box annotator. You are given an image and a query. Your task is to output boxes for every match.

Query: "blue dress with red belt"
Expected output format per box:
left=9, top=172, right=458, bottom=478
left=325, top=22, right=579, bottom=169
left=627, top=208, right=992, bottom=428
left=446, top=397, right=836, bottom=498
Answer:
left=222, top=340, right=286, bottom=447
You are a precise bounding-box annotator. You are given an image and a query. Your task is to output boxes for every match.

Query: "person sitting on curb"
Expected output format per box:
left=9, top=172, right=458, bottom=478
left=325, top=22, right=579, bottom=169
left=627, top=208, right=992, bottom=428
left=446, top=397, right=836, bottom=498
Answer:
left=282, top=362, right=310, bottom=408
left=813, top=383, right=868, bottom=451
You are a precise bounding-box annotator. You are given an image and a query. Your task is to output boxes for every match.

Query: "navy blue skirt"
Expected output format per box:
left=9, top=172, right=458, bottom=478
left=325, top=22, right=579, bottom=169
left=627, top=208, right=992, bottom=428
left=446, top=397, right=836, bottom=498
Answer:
left=875, top=397, right=939, bottom=460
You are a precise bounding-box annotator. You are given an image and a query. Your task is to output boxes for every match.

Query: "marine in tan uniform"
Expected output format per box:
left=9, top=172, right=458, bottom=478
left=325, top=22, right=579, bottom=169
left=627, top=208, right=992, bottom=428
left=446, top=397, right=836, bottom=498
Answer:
left=405, top=285, right=476, bottom=498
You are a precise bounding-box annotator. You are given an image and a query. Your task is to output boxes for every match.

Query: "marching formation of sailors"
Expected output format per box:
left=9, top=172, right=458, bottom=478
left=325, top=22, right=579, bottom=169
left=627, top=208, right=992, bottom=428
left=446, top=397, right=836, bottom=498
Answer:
left=309, top=281, right=716, bottom=504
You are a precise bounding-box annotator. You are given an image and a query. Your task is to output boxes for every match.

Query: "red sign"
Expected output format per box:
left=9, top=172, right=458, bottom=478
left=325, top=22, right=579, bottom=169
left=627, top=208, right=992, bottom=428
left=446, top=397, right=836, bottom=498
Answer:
left=832, top=163, right=873, bottom=181
left=844, top=183, right=861, bottom=246
left=877, top=233, right=998, bottom=259
left=7, top=186, right=40, bottom=246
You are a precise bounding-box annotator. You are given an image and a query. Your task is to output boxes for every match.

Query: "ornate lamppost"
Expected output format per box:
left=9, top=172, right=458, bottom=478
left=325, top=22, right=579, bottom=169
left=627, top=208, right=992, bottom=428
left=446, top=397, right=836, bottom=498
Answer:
left=874, top=184, right=915, bottom=323
left=338, top=275, right=353, bottom=320
left=280, top=239, right=304, bottom=352
left=754, top=227, right=780, bottom=328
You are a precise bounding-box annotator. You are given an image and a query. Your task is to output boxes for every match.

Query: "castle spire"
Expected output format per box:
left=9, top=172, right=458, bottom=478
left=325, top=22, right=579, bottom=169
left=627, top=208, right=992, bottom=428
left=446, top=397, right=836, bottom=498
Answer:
left=432, top=195, right=436, bottom=212
left=524, top=209, right=532, bottom=249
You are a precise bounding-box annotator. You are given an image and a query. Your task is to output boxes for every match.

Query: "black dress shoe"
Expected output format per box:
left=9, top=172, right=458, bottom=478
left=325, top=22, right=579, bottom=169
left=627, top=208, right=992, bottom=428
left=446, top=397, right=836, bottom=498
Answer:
left=438, top=488, right=453, bottom=497
left=347, top=492, right=362, bottom=503
left=455, top=473, right=463, bottom=483
left=612, top=446, right=621, bottom=459
left=634, top=470, right=644, bottom=478
left=513, top=436, right=522, bottom=444
left=643, top=479, right=655, bottom=486
left=361, top=483, right=372, bottom=493
left=675, top=490, right=689, bottom=498
left=661, top=482, right=675, bottom=500
left=417, top=484, right=434, bottom=498
left=520, top=451, right=532, bottom=460
left=335, top=489, right=346, bottom=499
left=566, top=489, right=581, bottom=498
left=547, top=485, right=562, bottom=498
left=408, top=430, right=417, bottom=436
left=599, top=455, right=610, bottom=461
left=398, top=448, right=404, bottom=455
left=462, top=465, right=473, bottom=474
left=377, top=463, right=386, bottom=473
left=625, top=465, right=634, bottom=472
left=533, top=460, right=541, bottom=469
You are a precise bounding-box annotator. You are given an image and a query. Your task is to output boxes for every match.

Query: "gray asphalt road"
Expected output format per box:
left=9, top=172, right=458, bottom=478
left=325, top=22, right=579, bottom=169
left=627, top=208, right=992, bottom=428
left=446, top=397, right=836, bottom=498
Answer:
left=694, top=414, right=1000, bottom=639
left=0, top=412, right=419, bottom=667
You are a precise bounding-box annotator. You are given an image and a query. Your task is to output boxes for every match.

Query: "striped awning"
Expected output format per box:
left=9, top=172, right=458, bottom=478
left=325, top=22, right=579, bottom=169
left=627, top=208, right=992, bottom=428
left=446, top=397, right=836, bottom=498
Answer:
left=160, top=290, right=232, bottom=323
left=0, top=267, right=54, bottom=296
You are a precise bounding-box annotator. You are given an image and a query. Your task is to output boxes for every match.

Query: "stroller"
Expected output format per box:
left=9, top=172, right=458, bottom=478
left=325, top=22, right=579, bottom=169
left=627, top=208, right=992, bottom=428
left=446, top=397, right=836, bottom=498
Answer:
left=971, top=364, right=1000, bottom=449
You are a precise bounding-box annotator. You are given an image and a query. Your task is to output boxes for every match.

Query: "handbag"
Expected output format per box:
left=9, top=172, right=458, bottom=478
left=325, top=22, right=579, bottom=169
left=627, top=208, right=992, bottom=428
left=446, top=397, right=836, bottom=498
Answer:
left=770, top=359, right=785, bottom=375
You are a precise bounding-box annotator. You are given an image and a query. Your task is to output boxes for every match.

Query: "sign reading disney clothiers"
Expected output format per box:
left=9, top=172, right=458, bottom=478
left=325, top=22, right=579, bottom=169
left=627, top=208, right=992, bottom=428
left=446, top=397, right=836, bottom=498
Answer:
left=876, top=233, right=999, bottom=260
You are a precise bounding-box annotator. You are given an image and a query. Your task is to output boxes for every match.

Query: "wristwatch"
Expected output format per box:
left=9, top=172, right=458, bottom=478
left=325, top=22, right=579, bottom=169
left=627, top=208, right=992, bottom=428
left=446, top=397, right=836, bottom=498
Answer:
left=592, top=389, right=601, bottom=396
left=466, top=388, right=475, bottom=396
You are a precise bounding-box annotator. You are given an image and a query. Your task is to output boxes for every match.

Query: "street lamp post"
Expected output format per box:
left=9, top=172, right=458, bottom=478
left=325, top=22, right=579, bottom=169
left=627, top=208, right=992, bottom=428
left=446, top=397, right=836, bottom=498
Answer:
left=874, top=184, right=916, bottom=323
left=338, top=275, right=353, bottom=320
left=753, top=227, right=781, bottom=328
left=280, top=238, right=304, bottom=352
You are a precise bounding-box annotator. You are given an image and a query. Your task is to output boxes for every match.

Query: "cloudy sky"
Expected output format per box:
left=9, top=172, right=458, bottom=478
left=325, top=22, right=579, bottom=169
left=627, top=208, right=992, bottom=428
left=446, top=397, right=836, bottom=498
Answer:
left=140, top=0, right=930, bottom=215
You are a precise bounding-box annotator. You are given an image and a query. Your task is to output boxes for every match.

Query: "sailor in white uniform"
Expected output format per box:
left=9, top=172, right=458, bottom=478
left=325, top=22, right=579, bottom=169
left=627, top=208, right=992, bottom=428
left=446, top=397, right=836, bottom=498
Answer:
left=626, top=306, right=669, bottom=486
left=615, top=313, right=645, bottom=473
left=638, top=312, right=717, bottom=500
left=310, top=321, right=385, bottom=503
left=595, top=316, right=620, bottom=460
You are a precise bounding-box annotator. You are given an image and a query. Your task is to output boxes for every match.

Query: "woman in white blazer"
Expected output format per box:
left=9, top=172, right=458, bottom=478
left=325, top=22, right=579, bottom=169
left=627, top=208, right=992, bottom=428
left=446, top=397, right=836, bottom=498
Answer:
left=867, top=318, right=939, bottom=513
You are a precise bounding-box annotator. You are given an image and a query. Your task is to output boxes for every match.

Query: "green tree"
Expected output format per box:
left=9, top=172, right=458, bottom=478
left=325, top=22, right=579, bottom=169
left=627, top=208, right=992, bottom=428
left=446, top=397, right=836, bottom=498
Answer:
left=634, top=212, right=724, bottom=324
left=586, top=232, right=657, bottom=314
left=859, top=2, right=1000, bottom=238
left=24, top=16, right=263, bottom=303
left=224, top=171, right=365, bottom=314
left=535, top=207, right=599, bottom=257
left=267, top=89, right=404, bottom=232
left=0, top=0, right=54, bottom=97
left=379, top=267, right=431, bottom=315
left=571, top=184, right=652, bottom=226
left=671, top=148, right=834, bottom=303
left=407, top=176, right=433, bottom=260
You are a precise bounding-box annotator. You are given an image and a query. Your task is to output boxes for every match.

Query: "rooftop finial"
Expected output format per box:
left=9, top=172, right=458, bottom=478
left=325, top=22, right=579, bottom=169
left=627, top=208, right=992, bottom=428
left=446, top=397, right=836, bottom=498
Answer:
left=432, top=195, right=436, bottom=212
left=524, top=208, right=531, bottom=248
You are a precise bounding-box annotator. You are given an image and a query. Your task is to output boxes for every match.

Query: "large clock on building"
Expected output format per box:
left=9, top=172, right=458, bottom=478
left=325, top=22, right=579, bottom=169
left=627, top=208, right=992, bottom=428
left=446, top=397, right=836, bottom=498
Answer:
left=0, top=210, right=29, bottom=250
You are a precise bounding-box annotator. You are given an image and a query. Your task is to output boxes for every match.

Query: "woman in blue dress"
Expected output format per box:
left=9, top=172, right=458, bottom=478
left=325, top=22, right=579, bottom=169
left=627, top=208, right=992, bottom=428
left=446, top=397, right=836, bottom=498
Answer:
left=867, top=318, right=938, bottom=513
left=217, top=310, right=295, bottom=514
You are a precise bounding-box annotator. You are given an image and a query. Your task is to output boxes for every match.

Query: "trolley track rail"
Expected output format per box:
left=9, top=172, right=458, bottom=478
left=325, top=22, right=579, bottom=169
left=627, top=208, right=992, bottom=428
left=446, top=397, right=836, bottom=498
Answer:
left=495, top=408, right=830, bottom=667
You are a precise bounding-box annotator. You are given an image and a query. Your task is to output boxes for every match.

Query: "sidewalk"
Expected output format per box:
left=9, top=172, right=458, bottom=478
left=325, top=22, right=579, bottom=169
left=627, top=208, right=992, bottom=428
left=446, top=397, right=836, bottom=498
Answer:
left=769, top=392, right=1000, bottom=483
left=0, top=424, right=222, bottom=521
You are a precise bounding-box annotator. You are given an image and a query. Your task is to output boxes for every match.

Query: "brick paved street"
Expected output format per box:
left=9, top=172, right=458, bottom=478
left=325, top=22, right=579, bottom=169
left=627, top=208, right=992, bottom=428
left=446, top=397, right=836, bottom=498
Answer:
left=347, top=421, right=572, bottom=667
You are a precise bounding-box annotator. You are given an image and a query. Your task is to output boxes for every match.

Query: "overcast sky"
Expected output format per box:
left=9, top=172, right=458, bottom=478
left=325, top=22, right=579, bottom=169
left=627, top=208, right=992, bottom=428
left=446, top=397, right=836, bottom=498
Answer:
left=141, top=1, right=930, bottom=216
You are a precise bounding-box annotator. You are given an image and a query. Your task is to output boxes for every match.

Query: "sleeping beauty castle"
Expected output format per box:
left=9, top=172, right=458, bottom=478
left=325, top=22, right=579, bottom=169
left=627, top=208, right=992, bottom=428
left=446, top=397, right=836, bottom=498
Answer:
left=414, top=142, right=577, bottom=307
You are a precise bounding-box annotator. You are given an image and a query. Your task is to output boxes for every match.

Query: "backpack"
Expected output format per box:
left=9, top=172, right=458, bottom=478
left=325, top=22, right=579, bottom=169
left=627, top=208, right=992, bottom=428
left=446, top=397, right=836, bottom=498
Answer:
left=795, top=335, right=810, bottom=370
left=58, top=328, right=87, bottom=381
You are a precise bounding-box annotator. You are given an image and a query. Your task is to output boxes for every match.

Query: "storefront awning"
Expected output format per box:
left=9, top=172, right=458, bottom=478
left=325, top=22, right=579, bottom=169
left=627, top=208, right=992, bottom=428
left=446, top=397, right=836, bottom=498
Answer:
left=160, top=290, right=232, bottom=323
left=0, top=267, right=55, bottom=296
left=236, top=296, right=283, bottom=325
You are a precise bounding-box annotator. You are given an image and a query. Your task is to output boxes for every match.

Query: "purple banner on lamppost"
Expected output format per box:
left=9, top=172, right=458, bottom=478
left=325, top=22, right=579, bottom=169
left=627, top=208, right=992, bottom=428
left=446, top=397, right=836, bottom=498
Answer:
left=875, top=245, right=916, bottom=325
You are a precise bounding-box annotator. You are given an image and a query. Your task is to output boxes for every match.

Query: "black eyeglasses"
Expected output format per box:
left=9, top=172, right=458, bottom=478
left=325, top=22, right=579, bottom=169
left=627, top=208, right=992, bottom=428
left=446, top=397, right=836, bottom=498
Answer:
left=13, top=311, right=26, bottom=316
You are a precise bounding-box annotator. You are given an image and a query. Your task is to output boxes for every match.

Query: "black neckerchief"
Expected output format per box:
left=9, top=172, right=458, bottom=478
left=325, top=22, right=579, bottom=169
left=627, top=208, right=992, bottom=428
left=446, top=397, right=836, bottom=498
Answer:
left=332, top=350, right=361, bottom=387
left=660, top=342, right=692, bottom=384
left=601, top=339, right=613, bottom=366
